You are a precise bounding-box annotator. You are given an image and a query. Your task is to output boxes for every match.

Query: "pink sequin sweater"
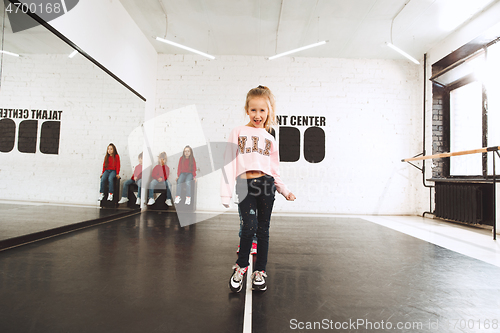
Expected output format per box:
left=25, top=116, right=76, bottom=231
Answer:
left=220, top=125, right=290, bottom=206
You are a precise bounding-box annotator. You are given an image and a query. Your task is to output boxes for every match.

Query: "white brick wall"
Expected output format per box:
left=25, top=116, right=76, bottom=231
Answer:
left=0, top=53, right=427, bottom=214
left=0, top=54, right=144, bottom=205
left=156, top=55, right=427, bottom=215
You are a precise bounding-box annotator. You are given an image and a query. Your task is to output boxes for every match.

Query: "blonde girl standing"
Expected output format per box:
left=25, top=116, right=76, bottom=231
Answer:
left=221, top=85, right=295, bottom=292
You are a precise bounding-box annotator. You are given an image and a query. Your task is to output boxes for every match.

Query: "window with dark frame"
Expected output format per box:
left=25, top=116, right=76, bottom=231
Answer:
left=431, top=37, right=500, bottom=179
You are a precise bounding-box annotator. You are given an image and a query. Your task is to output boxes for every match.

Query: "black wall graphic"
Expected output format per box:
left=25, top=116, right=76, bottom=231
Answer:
left=277, top=115, right=326, bottom=163
left=304, top=127, right=325, bottom=163
left=18, top=120, right=38, bottom=153
left=279, top=127, right=301, bottom=162
left=0, top=119, right=15, bottom=153
left=0, top=119, right=61, bottom=154
left=40, top=121, right=60, bottom=154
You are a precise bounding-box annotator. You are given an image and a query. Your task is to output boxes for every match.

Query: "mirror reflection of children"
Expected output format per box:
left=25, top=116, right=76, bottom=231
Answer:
left=174, top=145, right=197, bottom=205
left=147, top=152, right=173, bottom=206
left=98, top=143, right=121, bottom=202
left=118, top=152, right=143, bottom=205
left=221, top=85, right=296, bottom=293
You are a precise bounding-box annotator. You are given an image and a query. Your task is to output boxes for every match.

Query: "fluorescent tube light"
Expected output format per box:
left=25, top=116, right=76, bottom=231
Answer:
left=156, top=37, right=215, bottom=60
left=387, top=43, right=420, bottom=64
left=0, top=50, right=20, bottom=57
left=268, top=40, right=328, bottom=60
left=69, top=50, right=78, bottom=58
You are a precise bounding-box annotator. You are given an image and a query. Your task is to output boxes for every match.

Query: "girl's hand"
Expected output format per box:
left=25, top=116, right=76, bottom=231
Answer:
left=285, top=193, right=296, bottom=201
left=116, top=175, right=121, bottom=179
left=176, top=177, right=179, bottom=181
left=158, top=178, right=163, bottom=182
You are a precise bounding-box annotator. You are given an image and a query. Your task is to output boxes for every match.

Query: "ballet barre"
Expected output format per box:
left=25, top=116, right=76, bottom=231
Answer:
left=402, top=146, right=500, bottom=240
left=401, top=146, right=500, bottom=162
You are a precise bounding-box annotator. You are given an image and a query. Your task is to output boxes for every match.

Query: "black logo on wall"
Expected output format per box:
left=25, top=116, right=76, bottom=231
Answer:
left=4, top=0, right=80, bottom=33
left=0, top=108, right=62, bottom=154
left=277, top=115, right=326, bottom=163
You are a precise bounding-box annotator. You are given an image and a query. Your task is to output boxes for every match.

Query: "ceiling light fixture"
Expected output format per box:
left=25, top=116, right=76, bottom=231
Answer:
left=387, top=42, right=420, bottom=64
left=0, top=50, right=20, bottom=57
left=387, top=1, right=420, bottom=65
left=156, top=37, right=215, bottom=60
left=268, top=40, right=328, bottom=60
left=69, top=50, right=78, bottom=58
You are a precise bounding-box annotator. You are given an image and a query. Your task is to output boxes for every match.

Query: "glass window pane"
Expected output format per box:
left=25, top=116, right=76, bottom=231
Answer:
left=450, top=81, right=482, bottom=175
left=487, top=42, right=500, bottom=175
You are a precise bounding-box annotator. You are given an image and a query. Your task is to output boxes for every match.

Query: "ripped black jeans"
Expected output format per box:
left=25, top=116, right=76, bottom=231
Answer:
left=235, top=175, right=276, bottom=272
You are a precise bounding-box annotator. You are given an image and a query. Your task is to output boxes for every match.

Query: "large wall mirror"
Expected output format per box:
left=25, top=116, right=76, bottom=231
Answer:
left=0, top=1, right=146, bottom=206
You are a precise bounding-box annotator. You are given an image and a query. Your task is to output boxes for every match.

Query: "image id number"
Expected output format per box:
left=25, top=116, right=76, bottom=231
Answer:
left=6, top=2, right=62, bottom=15
left=452, top=319, right=498, bottom=330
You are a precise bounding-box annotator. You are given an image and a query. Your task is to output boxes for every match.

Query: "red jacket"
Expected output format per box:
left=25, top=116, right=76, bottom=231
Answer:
left=177, top=157, right=196, bottom=177
left=132, top=164, right=142, bottom=181
left=102, top=154, right=120, bottom=174
left=152, top=164, right=170, bottom=181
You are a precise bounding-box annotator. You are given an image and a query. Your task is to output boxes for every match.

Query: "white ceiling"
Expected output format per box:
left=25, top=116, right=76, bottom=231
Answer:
left=119, top=0, right=499, bottom=61
left=1, top=0, right=497, bottom=59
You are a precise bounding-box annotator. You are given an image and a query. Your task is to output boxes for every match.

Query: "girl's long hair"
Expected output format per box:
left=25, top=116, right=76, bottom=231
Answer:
left=104, top=143, right=118, bottom=168
left=244, top=85, right=277, bottom=131
left=183, top=146, right=195, bottom=172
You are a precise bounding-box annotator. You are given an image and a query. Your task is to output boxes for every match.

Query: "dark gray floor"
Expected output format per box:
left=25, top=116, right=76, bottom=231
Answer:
left=254, top=217, right=500, bottom=332
left=0, top=203, right=138, bottom=250
left=0, top=212, right=499, bottom=333
left=0, top=203, right=133, bottom=241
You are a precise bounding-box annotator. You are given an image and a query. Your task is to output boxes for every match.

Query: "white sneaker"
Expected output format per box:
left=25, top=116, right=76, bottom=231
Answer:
left=251, top=270, right=267, bottom=292
left=174, top=196, right=181, bottom=204
left=229, top=264, right=248, bottom=293
left=98, top=193, right=104, bottom=201
left=166, top=199, right=172, bottom=206
left=118, top=197, right=129, bottom=204
left=107, top=193, right=113, bottom=201
left=136, top=197, right=141, bottom=205
left=147, top=198, right=155, bottom=205
left=185, top=197, right=191, bottom=205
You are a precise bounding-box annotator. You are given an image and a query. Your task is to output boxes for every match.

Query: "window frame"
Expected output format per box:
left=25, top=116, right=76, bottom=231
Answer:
left=431, top=38, right=500, bottom=179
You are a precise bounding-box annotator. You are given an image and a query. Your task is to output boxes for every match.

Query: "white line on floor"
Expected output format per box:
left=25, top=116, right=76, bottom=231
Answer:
left=243, top=258, right=253, bottom=333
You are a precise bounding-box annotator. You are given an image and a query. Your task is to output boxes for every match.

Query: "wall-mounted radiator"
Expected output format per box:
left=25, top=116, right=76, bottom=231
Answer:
left=434, top=181, right=494, bottom=226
